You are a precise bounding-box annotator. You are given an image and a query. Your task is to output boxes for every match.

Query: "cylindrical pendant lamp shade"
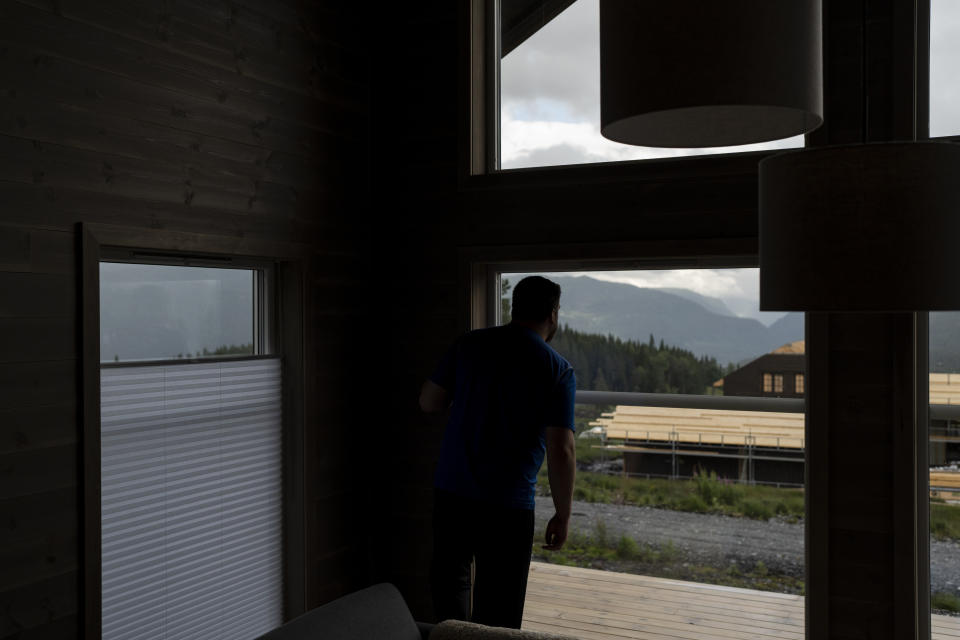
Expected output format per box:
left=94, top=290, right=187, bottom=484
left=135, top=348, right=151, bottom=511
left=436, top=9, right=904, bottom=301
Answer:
left=600, top=0, right=823, bottom=148
left=759, top=142, right=960, bottom=311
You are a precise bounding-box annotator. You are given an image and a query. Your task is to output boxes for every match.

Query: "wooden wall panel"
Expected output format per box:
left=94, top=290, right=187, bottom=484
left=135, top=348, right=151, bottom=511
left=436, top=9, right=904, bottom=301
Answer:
left=0, top=0, right=371, bottom=637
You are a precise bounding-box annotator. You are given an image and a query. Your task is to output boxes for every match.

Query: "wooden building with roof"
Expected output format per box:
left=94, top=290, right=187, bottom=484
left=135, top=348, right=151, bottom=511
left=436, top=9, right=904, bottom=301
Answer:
left=595, top=339, right=960, bottom=484
left=720, top=340, right=807, bottom=398
left=592, top=405, right=806, bottom=485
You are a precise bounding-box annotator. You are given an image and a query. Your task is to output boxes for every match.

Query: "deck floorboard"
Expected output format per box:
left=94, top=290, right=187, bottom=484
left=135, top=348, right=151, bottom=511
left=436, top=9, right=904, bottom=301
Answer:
left=523, top=562, right=960, bottom=639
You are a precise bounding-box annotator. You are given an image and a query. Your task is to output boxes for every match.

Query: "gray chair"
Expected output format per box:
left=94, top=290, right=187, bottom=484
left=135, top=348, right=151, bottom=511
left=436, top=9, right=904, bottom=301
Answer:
left=255, top=583, right=432, bottom=640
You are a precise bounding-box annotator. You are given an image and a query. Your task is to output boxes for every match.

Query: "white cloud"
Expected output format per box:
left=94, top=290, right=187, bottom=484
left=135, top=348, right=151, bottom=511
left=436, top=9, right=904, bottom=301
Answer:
left=511, top=269, right=787, bottom=326
left=576, top=269, right=747, bottom=299
left=501, top=0, right=599, bottom=122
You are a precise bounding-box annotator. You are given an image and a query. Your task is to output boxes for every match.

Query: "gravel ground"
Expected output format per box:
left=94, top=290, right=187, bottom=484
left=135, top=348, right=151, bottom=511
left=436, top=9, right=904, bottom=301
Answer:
left=534, top=496, right=960, bottom=594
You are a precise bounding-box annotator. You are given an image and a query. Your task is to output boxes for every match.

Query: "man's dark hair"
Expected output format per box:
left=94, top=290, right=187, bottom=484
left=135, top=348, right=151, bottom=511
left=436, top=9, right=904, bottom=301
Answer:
left=511, top=276, right=561, bottom=323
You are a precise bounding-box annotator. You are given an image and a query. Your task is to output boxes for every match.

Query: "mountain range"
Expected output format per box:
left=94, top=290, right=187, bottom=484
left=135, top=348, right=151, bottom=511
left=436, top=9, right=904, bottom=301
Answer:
left=545, top=276, right=960, bottom=371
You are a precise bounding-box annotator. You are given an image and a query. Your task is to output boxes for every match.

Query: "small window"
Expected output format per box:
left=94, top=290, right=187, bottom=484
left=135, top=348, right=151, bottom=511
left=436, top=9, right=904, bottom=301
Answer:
left=763, top=373, right=773, bottom=393
left=98, top=258, right=282, bottom=640
left=795, top=373, right=805, bottom=395
left=99, top=261, right=271, bottom=363
left=773, top=374, right=784, bottom=393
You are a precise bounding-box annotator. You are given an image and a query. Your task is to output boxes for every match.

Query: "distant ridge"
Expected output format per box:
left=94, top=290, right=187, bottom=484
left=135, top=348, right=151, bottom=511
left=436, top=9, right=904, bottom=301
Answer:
left=548, top=275, right=803, bottom=366
left=542, top=276, right=960, bottom=370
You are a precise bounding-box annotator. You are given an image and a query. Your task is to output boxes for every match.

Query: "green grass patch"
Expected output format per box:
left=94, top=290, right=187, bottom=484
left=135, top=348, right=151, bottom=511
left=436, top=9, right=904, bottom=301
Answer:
left=931, top=502, right=960, bottom=541
left=933, top=591, right=960, bottom=614
left=539, top=466, right=805, bottom=522
left=532, top=523, right=804, bottom=595
left=615, top=535, right=639, bottom=559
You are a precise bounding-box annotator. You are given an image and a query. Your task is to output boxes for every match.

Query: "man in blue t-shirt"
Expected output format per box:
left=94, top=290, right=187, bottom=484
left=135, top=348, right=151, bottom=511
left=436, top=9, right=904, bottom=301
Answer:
left=419, top=276, right=576, bottom=629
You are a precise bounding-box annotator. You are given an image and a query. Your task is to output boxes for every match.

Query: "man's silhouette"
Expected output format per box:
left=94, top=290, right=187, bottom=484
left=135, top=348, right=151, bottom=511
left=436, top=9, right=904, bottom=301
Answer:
left=420, top=275, right=576, bottom=629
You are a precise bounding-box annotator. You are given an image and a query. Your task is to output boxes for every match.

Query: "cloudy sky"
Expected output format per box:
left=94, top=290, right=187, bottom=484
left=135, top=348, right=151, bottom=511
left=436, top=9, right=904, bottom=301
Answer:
left=499, top=2, right=959, bottom=323
left=501, top=0, right=959, bottom=167
left=543, top=268, right=783, bottom=326
left=499, top=0, right=803, bottom=169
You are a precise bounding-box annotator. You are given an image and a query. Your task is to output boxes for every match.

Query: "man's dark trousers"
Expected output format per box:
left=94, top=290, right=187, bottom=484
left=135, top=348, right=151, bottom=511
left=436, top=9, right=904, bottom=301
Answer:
left=430, top=489, right=535, bottom=629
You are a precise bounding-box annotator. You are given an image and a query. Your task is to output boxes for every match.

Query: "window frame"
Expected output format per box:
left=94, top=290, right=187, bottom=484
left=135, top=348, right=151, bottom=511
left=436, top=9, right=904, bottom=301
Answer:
left=98, top=248, right=278, bottom=366
left=463, top=0, right=815, bottom=181
left=462, top=239, right=799, bottom=400
left=763, top=373, right=774, bottom=393
left=462, top=239, right=760, bottom=331
left=461, top=2, right=938, bottom=634
left=81, top=223, right=307, bottom=638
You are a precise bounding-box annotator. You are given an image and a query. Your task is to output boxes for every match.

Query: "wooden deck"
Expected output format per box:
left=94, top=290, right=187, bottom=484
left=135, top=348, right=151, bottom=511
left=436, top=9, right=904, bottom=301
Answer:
left=522, top=562, right=960, bottom=639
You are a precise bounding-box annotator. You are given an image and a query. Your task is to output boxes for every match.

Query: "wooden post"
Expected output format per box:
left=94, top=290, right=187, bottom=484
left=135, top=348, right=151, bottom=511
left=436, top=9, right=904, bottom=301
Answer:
left=806, top=313, right=929, bottom=638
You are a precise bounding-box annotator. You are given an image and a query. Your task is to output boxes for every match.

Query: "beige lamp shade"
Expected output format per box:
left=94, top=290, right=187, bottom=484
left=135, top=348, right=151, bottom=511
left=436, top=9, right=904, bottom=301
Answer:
left=600, top=0, right=823, bottom=148
left=759, top=142, right=960, bottom=311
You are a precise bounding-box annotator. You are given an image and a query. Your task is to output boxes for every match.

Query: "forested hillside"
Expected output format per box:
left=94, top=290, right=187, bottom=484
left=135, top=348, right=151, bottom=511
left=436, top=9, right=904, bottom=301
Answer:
left=501, top=278, right=730, bottom=393
left=546, top=275, right=796, bottom=365
left=552, top=325, right=729, bottom=394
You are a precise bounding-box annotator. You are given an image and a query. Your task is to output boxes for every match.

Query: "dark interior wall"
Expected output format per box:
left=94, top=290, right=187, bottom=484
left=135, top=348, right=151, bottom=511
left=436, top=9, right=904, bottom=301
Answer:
left=0, top=1, right=371, bottom=637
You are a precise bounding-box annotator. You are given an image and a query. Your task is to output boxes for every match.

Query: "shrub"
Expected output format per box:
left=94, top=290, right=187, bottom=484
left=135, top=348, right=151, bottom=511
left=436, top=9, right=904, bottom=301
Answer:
left=615, top=535, right=639, bottom=559
left=740, top=499, right=773, bottom=520
left=677, top=494, right=708, bottom=513
left=593, top=519, right=609, bottom=547
left=693, top=469, right=742, bottom=507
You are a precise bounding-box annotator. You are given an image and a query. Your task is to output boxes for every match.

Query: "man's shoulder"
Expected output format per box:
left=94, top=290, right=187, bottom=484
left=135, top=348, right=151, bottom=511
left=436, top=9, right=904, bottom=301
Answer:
left=544, top=342, right=572, bottom=371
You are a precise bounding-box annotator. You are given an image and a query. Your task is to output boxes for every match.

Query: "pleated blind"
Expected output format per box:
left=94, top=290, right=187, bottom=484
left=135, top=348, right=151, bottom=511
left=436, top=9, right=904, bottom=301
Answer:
left=100, top=359, right=284, bottom=640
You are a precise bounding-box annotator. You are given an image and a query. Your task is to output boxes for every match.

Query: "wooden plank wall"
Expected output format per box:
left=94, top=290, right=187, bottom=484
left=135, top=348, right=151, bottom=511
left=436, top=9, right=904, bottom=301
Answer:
left=0, top=1, right=372, bottom=637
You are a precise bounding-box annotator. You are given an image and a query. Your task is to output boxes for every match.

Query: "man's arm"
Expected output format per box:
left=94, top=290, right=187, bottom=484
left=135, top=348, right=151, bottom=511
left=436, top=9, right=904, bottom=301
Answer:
left=419, top=379, right=450, bottom=414
left=544, top=426, right=576, bottom=550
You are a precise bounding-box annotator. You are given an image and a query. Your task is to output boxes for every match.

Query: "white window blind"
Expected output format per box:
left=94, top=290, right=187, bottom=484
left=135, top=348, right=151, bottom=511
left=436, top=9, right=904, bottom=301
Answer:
left=100, top=359, right=283, bottom=640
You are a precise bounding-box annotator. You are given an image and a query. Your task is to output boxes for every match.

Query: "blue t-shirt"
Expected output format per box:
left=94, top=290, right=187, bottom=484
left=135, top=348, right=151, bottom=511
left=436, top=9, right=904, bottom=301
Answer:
left=430, top=324, right=576, bottom=510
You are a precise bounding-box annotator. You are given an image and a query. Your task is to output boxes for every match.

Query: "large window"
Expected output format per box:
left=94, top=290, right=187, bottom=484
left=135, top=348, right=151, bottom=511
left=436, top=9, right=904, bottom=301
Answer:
left=490, top=266, right=806, bottom=632
left=98, top=259, right=283, bottom=640
left=498, top=0, right=804, bottom=170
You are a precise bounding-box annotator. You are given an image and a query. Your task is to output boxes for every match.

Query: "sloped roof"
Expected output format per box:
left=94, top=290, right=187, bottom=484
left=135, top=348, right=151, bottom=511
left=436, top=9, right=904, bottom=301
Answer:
left=591, top=405, right=805, bottom=449
left=713, top=340, right=806, bottom=386
left=772, top=340, right=805, bottom=354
